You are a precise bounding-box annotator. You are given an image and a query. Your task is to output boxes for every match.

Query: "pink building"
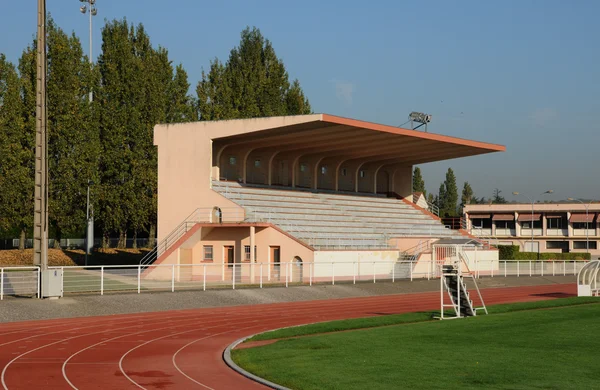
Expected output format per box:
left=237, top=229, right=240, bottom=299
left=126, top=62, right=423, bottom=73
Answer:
left=148, top=114, right=504, bottom=281
left=464, top=203, right=600, bottom=257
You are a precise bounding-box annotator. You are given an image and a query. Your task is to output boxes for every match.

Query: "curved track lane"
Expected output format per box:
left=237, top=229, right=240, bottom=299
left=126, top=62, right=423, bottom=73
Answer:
left=0, top=283, right=576, bottom=389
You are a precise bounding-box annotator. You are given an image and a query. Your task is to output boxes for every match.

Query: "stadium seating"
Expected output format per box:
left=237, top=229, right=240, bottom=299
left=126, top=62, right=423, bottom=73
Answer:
left=212, top=181, right=463, bottom=249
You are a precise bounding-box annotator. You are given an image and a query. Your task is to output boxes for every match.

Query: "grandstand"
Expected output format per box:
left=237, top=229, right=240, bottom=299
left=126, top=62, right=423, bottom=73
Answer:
left=146, top=114, right=504, bottom=276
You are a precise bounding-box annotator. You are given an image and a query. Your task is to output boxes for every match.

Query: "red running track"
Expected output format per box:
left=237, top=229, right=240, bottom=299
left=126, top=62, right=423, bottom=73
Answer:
left=0, top=283, right=575, bottom=389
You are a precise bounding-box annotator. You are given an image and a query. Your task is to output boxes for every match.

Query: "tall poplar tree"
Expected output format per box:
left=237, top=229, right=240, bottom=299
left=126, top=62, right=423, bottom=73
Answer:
left=439, top=168, right=459, bottom=217
left=197, top=27, right=311, bottom=121
left=412, top=167, right=426, bottom=195
left=0, top=54, right=30, bottom=246
left=46, top=18, right=99, bottom=245
left=97, top=19, right=195, bottom=248
left=460, top=182, right=474, bottom=214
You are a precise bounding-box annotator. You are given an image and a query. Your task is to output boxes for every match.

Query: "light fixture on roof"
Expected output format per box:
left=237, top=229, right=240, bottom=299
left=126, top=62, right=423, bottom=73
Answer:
left=409, top=111, right=432, bottom=132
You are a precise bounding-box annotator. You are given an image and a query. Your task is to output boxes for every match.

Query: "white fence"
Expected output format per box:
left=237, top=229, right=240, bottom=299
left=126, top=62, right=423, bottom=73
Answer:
left=0, top=261, right=587, bottom=299
left=0, top=267, right=40, bottom=300
left=34, top=260, right=588, bottom=297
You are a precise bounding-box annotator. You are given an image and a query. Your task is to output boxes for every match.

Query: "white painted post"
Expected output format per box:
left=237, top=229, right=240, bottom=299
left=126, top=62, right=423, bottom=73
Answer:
left=285, top=262, right=289, bottom=288
left=529, top=260, right=532, bottom=277
left=100, top=266, right=104, bottom=296
left=260, top=263, right=263, bottom=288
left=61, top=267, right=64, bottom=297
left=410, top=261, right=413, bottom=282
left=203, top=264, right=206, bottom=291
left=517, top=261, right=520, bottom=277
left=171, top=264, right=175, bottom=292
left=573, top=261, right=576, bottom=275
left=1, top=268, right=3, bottom=300
left=37, top=268, right=41, bottom=299
left=232, top=263, right=236, bottom=290
left=373, top=262, right=376, bottom=283
left=504, top=261, right=507, bottom=277
left=137, top=265, right=141, bottom=294
left=353, top=262, right=356, bottom=284
left=552, top=261, right=555, bottom=276
left=563, top=260, right=566, bottom=276
left=392, top=262, right=395, bottom=283
left=332, top=262, right=335, bottom=285
left=541, top=260, right=544, bottom=277
left=439, top=268, right=444, bottom=320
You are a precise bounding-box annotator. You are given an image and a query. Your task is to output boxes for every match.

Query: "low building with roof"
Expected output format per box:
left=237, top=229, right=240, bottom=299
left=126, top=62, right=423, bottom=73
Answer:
left=463, top=202, right=600, bottom=257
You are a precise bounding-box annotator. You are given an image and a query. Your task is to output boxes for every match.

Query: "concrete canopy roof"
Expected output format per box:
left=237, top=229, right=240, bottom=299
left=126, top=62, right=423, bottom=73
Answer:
left=211, top=114, right=505, bottom=166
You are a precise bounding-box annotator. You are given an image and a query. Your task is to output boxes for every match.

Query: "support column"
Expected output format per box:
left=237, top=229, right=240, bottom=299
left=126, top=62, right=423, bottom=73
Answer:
left=250, top=226, right=255, bottom=283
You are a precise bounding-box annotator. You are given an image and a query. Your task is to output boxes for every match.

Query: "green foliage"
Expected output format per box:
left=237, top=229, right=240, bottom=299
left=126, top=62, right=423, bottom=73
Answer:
left=497, top=245, right=591, bottom=260
left=96, top=19, right=196, bottom=247
left=460, top=181, right=473, bottom=213
left=497, top=245, right=520, bottom=260
left=0, top=54, right=28, bottom=236
left=197, top=26, right=311, bottom=121
left=438, top=168, right=458, bottom=217
left=46, top=18, right=99, bottom=243
left=412, top=167, right=426, bottom=196
left=1, top=20, right=311, bottom=247
left=492, top=188, right=507, bottom=204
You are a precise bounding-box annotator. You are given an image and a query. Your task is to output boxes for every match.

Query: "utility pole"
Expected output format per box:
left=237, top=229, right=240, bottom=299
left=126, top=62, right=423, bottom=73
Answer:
left=33, top=0, right=48, bottom=270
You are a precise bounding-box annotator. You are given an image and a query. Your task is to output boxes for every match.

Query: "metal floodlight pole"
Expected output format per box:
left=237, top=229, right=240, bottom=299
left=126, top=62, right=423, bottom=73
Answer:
left=34, top=0, right=48, bottom=270
left=85, top=180, right=94, bottom=266
left=79, top=0, right=97, bottom=102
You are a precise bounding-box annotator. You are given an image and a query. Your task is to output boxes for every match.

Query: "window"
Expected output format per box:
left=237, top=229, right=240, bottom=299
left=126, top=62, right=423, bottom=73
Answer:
left=495, top=221, right=515, bottom=229
left=229, top=157, right=237, bottom=165
left=546, top=241, right=568, bottom=250
left=359, top=170, right=366, bottom=178
left=203, top=245, right=213, bottom=261
left=472, top=218, right=492, bottom=229
left=341, top=168, right=347, bottom=176
left=573, top=222, right=593, bottom=230
left=244, top=245, right=258, bottom=261
left=321, top=166, right=327, bottom=175
left=574, top=241, right=597, bottom=250
left=547, top=218, right=565, bottom=229
left=254, top=159, right=261, bottom=168
left=521, top=221, right=542, bottom=229
left=300, top=163, right=308, bottom=172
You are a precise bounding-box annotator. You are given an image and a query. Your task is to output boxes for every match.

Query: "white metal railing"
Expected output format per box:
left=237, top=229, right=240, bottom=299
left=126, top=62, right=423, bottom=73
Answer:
left=140, top=207, right=245, bottom=265
left=0, top=267, right=40, bottom=300
left=39, top=259, right=587, bottom=296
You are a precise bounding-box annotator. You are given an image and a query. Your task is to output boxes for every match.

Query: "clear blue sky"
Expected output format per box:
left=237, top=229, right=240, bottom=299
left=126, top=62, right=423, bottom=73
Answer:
left=2, top=0, right=599, bottom=202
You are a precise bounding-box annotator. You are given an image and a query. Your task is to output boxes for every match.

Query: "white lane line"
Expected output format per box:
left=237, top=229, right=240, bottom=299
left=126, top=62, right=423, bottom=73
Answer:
left=1, top=312, right=203, bottom=390
left=171, top=324, right=266, bottom=390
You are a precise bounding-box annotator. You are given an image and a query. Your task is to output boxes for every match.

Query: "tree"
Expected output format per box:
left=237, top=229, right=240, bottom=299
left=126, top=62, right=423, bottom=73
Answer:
left=197, top=27, right=311, bottom=121
left=46, top=18, right=99, bottom=246
left=97, top=19, right=196, bottom=248
left=439, top=168, right=459, bottom=217
left=438, top=183, right=446, bottom=215
left=460, top=182, right=474, bottom=214
left=412, top=167, right=426, bottom=196
left=492, top=188, right=507, bottom=204
left=0, top=54, right=31, bottom=248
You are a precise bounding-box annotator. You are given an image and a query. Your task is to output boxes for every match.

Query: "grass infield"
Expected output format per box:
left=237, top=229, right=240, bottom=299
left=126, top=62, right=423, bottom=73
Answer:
left=233, top=298, right=600, bottom=389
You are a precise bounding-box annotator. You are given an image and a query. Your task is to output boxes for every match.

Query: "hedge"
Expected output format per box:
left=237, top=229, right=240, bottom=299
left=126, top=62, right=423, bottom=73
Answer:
left=497, top=245, right=591, bottom=261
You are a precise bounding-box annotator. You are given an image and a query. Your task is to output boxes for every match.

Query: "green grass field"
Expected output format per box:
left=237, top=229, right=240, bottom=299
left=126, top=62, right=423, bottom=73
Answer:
left=233, top=299, right=600, bottom=390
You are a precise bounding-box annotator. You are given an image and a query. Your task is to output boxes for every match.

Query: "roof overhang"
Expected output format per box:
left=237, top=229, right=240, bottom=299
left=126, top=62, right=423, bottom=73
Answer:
left=211, top=114, right=505, bottom=166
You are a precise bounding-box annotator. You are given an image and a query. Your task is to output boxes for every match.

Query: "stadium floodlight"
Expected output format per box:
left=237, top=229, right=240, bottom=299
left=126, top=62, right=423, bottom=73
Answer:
left=80, top=5, right=86, bottom=13
left=409, top=111, right=432, bottom=132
